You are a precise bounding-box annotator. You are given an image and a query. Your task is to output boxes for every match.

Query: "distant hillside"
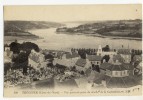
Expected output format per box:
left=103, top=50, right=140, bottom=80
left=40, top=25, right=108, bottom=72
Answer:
left=57, top=19, right=142, bottom=38
left=4, top=21, right=64, bottom=36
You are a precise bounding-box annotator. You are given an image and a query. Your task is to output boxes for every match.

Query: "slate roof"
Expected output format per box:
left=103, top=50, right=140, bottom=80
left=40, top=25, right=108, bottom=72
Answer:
left=100, top=63, right=133, bottom=71
left=133, top=55, right=142, bottom=62
left=118, top=49, right=131, bottom=55
left=100, top=62, right=112, bottom=70
left=87, top=55, right=102, bottom=61
left=55, top=64, right=66, bottom=69
left=88, top=71, right=105, bottom=84
left=54, top=78, right=78, bottom=88
left=54, top=58, right=75, bottom=68
left=132, top=74, right=142, bottom=85
left=75, top=58, right=86, bottom=67
left=107, top=75, right=138, bottom=88
left=123, top=63, right=134, bottom=70
left=113, top=54, right=124, bottom=63
left=93, top=74, right=139, bottom=88
left=72, top=52, right=80, bottom=58
left=75, top=77, right=88, bottom=88
left=111, top=65, right=127, bottom=71
left=65, top=52, right=79, bottom=59
left=57, top=52, right=64, bottom=58
left=65, top=52, right=72, bottom=59
left=92, top=72, right=108, bottom=84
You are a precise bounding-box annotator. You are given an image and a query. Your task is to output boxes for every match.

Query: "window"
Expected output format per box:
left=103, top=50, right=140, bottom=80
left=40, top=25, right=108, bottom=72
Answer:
left=115, top=72, right=118, bottom=75
left=97, top=62, right=99, bottom=64
left=124, top=71, right=126, bottom=74
left=120, top=72, right=122, bottom=76
left=126, top=70, right=129, bottom=75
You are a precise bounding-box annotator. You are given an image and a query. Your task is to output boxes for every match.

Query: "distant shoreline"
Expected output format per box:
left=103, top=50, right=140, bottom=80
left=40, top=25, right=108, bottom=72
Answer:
left=85, top=33, right=142, bottom=41
left=4, top=36, right=40, bottom=43
left=57, top=32, right=142, bottom=41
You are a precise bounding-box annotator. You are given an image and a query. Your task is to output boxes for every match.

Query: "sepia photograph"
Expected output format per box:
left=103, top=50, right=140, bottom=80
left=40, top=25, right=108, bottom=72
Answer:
left=3, top=4, right=142, bottom=97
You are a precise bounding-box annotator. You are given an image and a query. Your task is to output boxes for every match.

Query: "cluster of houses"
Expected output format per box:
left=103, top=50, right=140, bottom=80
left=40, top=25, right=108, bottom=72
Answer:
left=4, top=43, right=142, bottom=89
left=28, top=49, right=48, bottom=70
left=27, top=45, right=142, bottom=88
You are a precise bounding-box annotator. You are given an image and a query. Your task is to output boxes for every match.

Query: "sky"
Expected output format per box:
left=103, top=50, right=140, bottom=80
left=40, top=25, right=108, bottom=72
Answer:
left=4, top=4, right=142, bottom=22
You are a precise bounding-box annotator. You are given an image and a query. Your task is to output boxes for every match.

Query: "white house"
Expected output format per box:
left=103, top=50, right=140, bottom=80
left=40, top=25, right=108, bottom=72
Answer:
left=75, top=58, right=91, bottom=73
left=53, top=51, right=80, bottom=69
left=100, top=59, right=134, bottom=77
left=94, top=60, right=136, bottom=88
left=4, top=45, right=13, bottom=58
left=28, top=49, right=47, bottom=70
left=86, top=54, right=102, bottom=66
left=96, top=45, right=117, bottom=57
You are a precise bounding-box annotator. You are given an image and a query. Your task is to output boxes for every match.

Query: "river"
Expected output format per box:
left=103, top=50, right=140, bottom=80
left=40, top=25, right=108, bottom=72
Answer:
left=28, top=23, right=141, bottom=50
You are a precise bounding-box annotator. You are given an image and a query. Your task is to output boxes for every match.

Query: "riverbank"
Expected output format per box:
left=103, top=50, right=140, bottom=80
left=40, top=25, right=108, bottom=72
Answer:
left=4, top=28, right=142, bottom=50
left=84, top=33, right=142, bottom=41
left=4, top=36, right=42, bottom=43
left=57, top=32, right=142, bottom=41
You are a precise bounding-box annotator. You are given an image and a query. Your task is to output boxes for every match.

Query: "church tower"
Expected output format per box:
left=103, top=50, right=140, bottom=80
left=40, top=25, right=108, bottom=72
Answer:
left=97, top=45, right=102, bottom=56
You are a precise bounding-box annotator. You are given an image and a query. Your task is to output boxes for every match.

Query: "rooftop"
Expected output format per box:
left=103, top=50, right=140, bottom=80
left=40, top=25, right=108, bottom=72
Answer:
left=87, top=55, right=102, bottom=61
left=113, top=54, right=124, bottom=63
left=133, top=55, right=142, bottom=62
left=75, top=58, right=86, bottom=67
left=65, top=52, right=79, bottom=59
left=54, top=78, right=78, bottom=89
left=118, top=49, right=131, bottom=55
left=100, top=63, right=133, bottom=71
left=93, top=73, right=139, bottom=88
left=55, top=64, right=66, bottom=69
left=57, top=51, right=64, bottom=58
left=100, top=62, right=112, bottom=70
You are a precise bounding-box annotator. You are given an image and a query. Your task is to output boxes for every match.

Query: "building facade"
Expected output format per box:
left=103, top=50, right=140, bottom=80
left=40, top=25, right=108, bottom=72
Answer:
left=28, top=49, right=47, bottom=70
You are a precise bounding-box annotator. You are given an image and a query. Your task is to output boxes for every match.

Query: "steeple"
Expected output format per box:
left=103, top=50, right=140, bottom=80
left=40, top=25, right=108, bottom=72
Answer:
left=97, top=45, right=102, bottom=56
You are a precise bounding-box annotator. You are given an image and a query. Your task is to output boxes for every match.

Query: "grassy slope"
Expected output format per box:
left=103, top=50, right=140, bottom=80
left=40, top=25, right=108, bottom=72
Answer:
left=4, top=21, right=64, bottom=36
left=57, top=19, right=142, bottom=38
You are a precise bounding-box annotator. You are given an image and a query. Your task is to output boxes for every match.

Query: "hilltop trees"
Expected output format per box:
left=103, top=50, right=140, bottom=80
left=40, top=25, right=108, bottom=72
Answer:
left=9, top=40, right=21, bottom=54
left=10, top=40, right=40, bottom=73
left=131, top=49, right=142, bottom=55
left=101, top=55, right=110, bottom=63
left=20, top=42, right=40, bottom=54
left=102, top=45, right=110, bottom=52
left=10, top=40, right=40, bottom=54
left=77, top=49, right=86, bottom=59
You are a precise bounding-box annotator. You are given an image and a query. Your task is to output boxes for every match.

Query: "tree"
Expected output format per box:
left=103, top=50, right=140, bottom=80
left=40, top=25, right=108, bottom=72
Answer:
left=95, top=65, right=100, bottom=72
left=71, top=66, right=76, bottom=71
left=18, top=52, right=28, bottom=63
left=78, top=50, right=86, bottom=59
left=81, top=71, right=84, bottom=75
left=45, top=54, right=54, bottom=60
left=4, top=63, right=11, bottom=75
left=9, top=41, right=20, bottom=53
left=102, top=45, right=110, bottom=51
left=11, top=51, right=28, bottom=73
left=20, top=42, right=40, bottom=53
left=102, top=55, right=110, bottom=63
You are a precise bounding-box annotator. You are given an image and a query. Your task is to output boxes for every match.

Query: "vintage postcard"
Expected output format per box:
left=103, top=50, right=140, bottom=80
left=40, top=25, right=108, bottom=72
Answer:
left=3, top=5, right=142, bottom=97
